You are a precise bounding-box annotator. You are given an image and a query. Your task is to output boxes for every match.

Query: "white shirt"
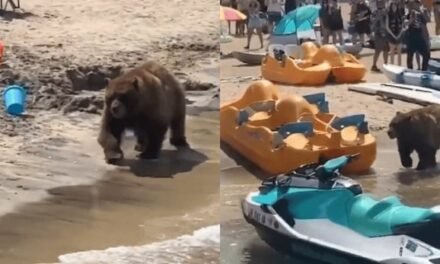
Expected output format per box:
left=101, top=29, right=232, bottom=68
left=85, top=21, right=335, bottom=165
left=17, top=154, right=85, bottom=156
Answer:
left=265, top=0, right=284, bottom=13
left=366, top=0, right=377, bottom=12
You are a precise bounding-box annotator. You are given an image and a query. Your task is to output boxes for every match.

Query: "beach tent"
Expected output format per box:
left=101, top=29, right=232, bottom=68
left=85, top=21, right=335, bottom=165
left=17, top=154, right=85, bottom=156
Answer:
left=269, top=4, right=321, bottom=46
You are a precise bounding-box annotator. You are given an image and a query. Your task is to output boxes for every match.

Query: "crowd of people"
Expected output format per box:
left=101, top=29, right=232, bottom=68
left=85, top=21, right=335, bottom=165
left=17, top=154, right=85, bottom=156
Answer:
left=221, top=0, right=440, bottom=72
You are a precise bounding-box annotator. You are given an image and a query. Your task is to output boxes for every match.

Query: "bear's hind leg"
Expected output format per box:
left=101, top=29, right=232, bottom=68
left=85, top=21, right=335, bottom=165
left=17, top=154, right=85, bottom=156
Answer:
left=139, top=122, right=168, bottom=160
left=416, top=146, right=437, bottom=170
left=170, top=114, right=189, bottom=148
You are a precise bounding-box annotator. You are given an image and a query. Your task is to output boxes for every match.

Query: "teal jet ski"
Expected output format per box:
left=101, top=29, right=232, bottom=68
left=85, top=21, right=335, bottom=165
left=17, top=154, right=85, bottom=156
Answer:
left=241, top=154, right=440, bottom=264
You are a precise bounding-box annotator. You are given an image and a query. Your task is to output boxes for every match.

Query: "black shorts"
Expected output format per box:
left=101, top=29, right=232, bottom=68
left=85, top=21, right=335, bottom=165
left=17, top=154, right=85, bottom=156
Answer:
left=355, top=22, right=371, bottom=35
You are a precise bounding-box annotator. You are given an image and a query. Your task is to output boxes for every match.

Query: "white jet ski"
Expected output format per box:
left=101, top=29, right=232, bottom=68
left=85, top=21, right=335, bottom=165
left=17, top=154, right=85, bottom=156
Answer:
left=242, top=155, right=440, bottom=264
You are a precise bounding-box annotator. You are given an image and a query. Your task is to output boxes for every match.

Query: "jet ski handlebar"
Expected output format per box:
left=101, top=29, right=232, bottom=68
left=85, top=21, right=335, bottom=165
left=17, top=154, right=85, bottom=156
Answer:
left=287, top=154, right=360, bottom=181
left=315, top=154, right=360, bottom=180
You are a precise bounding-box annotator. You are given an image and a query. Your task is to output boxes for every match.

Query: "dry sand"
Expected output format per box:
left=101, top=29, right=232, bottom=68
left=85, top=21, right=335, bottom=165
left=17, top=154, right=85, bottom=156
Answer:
left=220, top=3, right=440, bottom=130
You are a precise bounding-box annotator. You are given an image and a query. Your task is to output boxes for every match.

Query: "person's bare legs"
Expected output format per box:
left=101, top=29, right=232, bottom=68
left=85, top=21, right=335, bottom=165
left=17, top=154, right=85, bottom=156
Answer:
left=389, top=43, right=396, bottom=64
left=352, top=32, right=358, bottom=45
left=331, top=32, right=337, bottom=44
left=360, top=33, right=365, bottom=46
left=337, top=30, right=344, bottom=45
left=267, top=22, right=273, bottom=35
left=322, top=28, right=329, bottom=44
left=245, top=27, right=254, bottom=49
left=256, top=27, right=264, bottom=49
left=396, top=44, right=402, bottom=66
left=372, top=49, right=381, bottom=70
left=383, top=48, right=389, bottom=64
left=436, top=9, right=440, bottom=35
left=416, top=52, right=421, bottom=70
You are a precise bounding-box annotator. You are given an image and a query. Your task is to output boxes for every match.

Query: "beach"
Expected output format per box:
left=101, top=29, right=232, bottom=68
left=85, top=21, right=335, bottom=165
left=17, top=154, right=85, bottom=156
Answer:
left=220, top=3, right=440, bottom=263
left=0, top=0, right=219, bottom=263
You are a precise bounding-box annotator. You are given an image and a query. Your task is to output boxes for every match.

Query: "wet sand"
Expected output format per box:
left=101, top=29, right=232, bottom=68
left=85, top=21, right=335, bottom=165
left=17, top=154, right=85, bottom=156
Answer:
left=0, top=112, right=219, bottom=264
left=221, top=131, right=440, bottom=263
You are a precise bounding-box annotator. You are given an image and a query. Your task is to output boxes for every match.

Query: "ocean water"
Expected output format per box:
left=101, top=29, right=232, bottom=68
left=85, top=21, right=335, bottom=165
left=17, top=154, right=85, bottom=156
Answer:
left=57, top=225, right=220, bottom=264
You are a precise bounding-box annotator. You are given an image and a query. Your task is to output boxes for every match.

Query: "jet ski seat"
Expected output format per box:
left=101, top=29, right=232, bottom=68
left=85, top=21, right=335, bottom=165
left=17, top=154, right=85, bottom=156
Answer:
left=348, top=195, right=436, bottom=237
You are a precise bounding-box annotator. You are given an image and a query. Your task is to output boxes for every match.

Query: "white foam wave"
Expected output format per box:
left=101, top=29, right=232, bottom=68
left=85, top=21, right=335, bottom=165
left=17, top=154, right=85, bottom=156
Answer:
left=57, top=225, right=220, bottom=264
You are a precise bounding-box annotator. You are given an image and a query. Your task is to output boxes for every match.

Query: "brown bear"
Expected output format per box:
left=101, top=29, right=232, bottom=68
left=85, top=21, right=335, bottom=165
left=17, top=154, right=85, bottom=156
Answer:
left=387, top=105, right=440, bottom=170
left=97, top=61, right=189, bottom=164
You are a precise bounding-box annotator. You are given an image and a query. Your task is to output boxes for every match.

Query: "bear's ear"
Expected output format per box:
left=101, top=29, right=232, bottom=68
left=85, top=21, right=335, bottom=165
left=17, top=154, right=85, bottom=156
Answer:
left=103, top=77, right=111, bottom=87
left=396, top=111, right=402, bottom=116
left=133, top=77, right=140, bottom=91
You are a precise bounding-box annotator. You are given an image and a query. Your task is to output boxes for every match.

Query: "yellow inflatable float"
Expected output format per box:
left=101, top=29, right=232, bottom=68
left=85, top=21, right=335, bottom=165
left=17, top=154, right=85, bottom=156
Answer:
left=220, top=80, right=376, bottom=176
left=261, top=42, right=366, bottom=86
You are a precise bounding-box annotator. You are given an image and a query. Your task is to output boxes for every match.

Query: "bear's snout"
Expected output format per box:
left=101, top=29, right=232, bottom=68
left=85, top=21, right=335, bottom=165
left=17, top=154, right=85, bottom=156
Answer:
left=110, top=99, right=127, bottom=119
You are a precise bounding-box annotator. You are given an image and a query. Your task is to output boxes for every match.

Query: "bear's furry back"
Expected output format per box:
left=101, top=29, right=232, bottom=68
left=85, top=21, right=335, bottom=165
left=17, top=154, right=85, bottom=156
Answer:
left=398, top=105, right=440, bottom=149
left=107, top=61, right=186, bottom=124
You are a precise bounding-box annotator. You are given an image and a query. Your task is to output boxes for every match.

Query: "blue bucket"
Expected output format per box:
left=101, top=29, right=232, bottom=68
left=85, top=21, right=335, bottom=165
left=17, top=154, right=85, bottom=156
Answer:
left=3, top=85, right=26, bottom=116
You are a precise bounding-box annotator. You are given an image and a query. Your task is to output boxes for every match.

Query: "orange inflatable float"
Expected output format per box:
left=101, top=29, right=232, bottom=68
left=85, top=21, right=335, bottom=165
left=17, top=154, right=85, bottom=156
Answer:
left=220, top=80, right=376, bottom=176
left=261, top=42, right=367, bottom=86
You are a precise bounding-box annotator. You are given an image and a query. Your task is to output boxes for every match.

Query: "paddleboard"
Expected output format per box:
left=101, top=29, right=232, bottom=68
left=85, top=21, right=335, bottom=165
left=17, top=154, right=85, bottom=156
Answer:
left=428, top=58, right=440, bottom=75
left=231, top=51, right=265, bottom=65
left=348, top=82, right=440, bottom=105
left=382, top=64, right=440, bottom=91
left=338, top=43, right=363, bottom=55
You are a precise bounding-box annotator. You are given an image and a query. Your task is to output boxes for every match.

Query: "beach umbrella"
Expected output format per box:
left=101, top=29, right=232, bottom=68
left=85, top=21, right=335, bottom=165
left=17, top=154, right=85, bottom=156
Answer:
left=273, top=4, right=320, bottom=35
left=220, top=6, right=247, bottom=21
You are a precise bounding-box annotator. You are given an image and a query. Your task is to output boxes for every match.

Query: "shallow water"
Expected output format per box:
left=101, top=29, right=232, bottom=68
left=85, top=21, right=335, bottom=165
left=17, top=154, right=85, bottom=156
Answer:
left=0, top=114, right=219, bottom=264
left=220, top=131, right=440, bottom=263
left=58, top=225, right=220, bottom=264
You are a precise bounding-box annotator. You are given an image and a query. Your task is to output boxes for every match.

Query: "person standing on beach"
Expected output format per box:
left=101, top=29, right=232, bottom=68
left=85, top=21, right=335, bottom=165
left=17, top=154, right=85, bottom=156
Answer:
left=327, top=0, right=344, bottom=45
left=367, top=0, right=377, bottom=12
left=386, top=0, right=404, bottom=65
left=413, top=0, right=431, bottom=70
left=353, top=0, right=372, bottom=46
left=370, top=0, right=388, bottom=72
left=319, top=0, right=330, bottom=44
left=403, top=0, right=431, bottom=71
left=285, top=0, right=296, bottom=15
left=245, top=0, right=264, bottom=49
left=237, top=0, right=250, bottom=36
left=221, top=0, right=234, bottom=34
left=265, top=0, right=284, bottom=33
left=434, top=0, right=440, bottom=34
left=421, top=0, right=433, bottom=21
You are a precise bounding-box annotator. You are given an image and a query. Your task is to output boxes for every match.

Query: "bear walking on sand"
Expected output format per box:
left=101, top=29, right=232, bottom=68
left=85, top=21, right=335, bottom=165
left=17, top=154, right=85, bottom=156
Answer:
left=97, top=61, right=189, bottom=164
left=387, top=105, right=440, bottom=170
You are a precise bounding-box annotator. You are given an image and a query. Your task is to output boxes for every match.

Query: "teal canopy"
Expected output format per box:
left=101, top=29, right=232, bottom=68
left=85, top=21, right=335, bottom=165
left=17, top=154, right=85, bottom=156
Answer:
left=273, top=4, right=321, bottom=35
